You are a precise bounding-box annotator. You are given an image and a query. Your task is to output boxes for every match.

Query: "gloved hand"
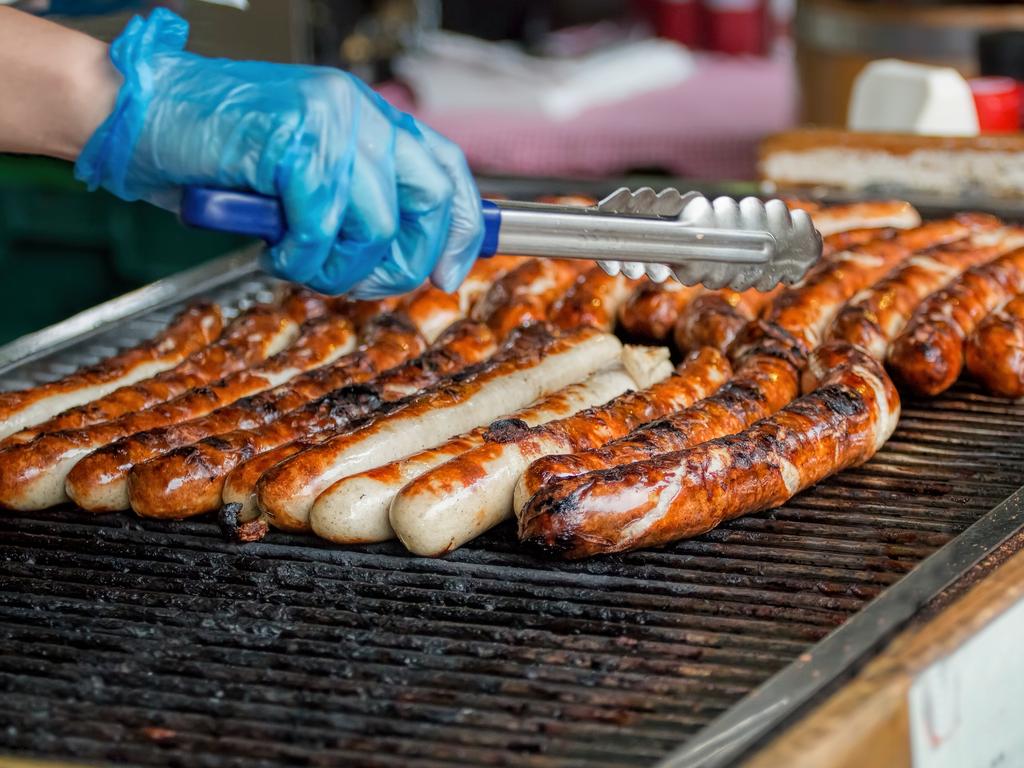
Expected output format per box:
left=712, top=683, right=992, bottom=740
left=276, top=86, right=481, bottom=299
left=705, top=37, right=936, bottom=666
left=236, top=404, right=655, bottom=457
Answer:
left=75, top=8, right=484, bottom=297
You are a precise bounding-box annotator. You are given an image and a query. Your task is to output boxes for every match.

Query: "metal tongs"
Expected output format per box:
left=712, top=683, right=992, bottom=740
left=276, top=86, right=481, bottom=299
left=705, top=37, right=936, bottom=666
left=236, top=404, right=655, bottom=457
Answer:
left=181, top=186, right=822, bottom=291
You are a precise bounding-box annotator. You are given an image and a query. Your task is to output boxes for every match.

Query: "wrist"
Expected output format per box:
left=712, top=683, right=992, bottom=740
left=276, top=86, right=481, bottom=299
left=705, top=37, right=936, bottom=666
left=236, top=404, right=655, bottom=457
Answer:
left=55, top=35, right=122, bottom=161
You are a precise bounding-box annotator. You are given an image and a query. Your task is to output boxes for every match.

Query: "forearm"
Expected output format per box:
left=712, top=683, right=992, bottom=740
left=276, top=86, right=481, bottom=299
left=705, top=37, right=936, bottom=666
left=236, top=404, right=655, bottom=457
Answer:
left=0, top=8, right=121, bottom=161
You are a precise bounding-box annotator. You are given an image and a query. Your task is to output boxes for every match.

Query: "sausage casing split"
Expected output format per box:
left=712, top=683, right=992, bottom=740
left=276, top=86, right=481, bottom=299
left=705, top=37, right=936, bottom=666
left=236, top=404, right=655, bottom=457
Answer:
left=0, top=303, right=223, bottom=442
left=890, top=245, right=1024, bottom=396
left=965, top=294, right=1024, bottom=397
left=518, top=342, right=900, bottom=558
left=384, top=347, right=729, bottom=556
left=0, top=311, right=349, bottom=512
left=256, top=326, right=624, bottom=532
left=2, top=304, right=300, bottom=446
left=313, top=345, right=676, bottom=546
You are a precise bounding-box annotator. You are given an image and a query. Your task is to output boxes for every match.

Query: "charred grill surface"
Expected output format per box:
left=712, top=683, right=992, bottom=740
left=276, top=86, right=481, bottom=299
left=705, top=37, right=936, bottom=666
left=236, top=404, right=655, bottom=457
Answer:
left=1, top=273, right=1024, bottom=767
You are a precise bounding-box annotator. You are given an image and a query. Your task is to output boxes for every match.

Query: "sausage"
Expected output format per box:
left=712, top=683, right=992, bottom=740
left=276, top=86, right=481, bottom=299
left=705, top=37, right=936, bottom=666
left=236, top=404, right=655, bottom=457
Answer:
left=0, top=303, right=223, bottom=441
left=0, top=312, right=354, bottom=512
left=889, top=245, right=1024, bottom=396
left=472, top=258, right=591, bottom=338
left=125, top=318, right=491, bottom=519
left=735, top=217, right=986, bottom=360
left=453, top=254, right=525, bottom=314
left=383, top=347, right=730, bottom=556
left=822, top=227, right=896, bottom=256
left=515, top=221, right=940, bottom=507
left=617, top=281, right=703, bottom=343
left=829, top=229, right=1024, bottom=360
left=215, top=263, right=592, bottom=525
left=256, top=325, right=624, bottom=532
left=673, top=287, right=781, bottom=354
left=808, top=200, right=921, bottom=238
left=305, top=354, right=671, bottom=548
left=549, top=267, right=633, bottom=332
left=515, top=347, right=800, bottom=511
left=312, top=345, right=676, bottom=545
left=2, top=304, right=300, bottom=446
left=965, top=294, right=1024, bottom=397
left=518, top=341, right=900, bottom=558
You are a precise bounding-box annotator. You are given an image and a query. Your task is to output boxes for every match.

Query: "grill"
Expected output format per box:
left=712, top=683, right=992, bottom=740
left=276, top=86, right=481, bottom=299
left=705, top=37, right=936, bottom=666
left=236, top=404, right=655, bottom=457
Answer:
left=2, top=246, right=1024, bottom=768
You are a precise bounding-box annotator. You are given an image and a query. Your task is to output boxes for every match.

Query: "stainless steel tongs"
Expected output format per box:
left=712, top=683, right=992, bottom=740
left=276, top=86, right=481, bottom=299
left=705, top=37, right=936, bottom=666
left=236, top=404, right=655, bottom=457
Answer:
left=181, top=186, right=823, bottom=291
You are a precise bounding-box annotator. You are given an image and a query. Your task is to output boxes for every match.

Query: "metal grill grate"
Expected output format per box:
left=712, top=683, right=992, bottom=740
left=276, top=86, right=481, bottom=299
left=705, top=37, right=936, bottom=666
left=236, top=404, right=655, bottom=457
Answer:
left=1, top=261, right=1023, bottom=767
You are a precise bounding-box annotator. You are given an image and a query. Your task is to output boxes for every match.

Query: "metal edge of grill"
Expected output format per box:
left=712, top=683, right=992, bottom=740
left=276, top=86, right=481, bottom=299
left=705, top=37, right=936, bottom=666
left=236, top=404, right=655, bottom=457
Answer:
left=2, top=239, right=1024, bottom=767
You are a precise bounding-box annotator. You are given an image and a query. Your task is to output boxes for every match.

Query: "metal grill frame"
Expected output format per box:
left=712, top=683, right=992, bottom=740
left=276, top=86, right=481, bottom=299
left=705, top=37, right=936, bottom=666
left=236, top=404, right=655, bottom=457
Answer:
left=2, top=243, right=1023, bottom=768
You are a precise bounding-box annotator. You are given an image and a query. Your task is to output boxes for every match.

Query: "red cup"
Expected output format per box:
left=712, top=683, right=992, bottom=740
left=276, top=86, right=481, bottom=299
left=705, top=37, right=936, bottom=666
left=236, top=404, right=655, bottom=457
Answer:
left=970, top=76, right=1021, bottom=133
left=652, top=0, right=703, bottom=48
left=702, top=0, right=765, bottom=56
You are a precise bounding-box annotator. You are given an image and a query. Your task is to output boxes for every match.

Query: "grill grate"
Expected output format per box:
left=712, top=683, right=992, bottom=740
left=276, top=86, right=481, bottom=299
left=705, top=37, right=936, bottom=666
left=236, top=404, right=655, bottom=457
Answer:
left=2, top=269, right=1023, bottom=767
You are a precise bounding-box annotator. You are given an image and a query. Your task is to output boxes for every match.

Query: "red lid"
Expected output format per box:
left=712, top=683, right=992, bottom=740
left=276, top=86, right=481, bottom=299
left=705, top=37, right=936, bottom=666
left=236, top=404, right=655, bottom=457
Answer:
left=970, top=76, right=1021, bottom=133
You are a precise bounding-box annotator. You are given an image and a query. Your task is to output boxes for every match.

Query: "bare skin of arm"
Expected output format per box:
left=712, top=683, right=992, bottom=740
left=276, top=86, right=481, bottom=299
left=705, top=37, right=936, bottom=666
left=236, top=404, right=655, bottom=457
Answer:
left=0, top=8, right=121, bottom=160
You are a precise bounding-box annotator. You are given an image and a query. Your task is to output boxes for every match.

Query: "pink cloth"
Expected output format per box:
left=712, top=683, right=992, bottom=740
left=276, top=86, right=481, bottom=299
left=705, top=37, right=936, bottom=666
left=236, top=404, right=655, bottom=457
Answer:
left=380, top=53, right=796, bottom=180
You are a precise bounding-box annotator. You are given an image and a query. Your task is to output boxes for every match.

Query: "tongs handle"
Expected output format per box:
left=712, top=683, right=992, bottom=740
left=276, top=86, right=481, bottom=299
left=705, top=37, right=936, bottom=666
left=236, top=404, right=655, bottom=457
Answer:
left=180, top=186, right=505, bottom=256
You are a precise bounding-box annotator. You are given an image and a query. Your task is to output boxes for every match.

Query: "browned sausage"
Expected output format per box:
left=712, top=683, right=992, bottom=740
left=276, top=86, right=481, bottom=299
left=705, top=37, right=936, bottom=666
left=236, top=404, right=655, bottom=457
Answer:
left=2, top=304, right=300, bottom=445
left=126, top=318, right=492, bottom=519
left=965, top=294, right=1024, bottom=397
left=549, top=267, right=633, bottom=332
left=515, top=218, right=965, bottom=503
left=890, top=246, right=1024, bottom=396
left=473, top=258, right=592, bottom=338
left=385, top=347, right=730, bottom=556
left=830, top=229, right=1024, bottom=360
left=516, top=348, right=800, bottom=507
left=0, top=302, right=223, bottom=441
left=616, top=281, right=703, bottom=342
left=0, top=311, right=354, bottom=512
left=517, top=341, right=900, bottom=558
left=672, top=287, right=781, bottom=354
left=256, top=326, right=623, bottom=533
left=735, top=217, right=986, bottom=360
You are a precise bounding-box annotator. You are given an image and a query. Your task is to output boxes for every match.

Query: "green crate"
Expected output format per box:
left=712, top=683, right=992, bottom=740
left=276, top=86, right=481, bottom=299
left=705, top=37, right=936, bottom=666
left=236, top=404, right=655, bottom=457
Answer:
left=0, top=155, right=252, bottom=344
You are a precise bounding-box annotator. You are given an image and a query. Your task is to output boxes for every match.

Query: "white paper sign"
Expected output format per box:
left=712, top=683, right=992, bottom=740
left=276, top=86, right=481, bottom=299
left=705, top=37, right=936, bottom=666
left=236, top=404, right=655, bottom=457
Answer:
left=908, top=596, right=1024, bottom=768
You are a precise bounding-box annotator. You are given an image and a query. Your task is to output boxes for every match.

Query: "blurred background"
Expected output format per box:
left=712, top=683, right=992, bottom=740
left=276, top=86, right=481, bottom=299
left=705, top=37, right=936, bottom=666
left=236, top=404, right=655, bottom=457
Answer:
left=4, top=0, right=1024, bottom=342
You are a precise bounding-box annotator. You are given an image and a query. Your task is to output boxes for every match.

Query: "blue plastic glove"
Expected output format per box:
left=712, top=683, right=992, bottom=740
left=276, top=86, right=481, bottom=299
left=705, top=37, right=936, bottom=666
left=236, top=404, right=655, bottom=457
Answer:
left=75, top=9, right=485, bottom=298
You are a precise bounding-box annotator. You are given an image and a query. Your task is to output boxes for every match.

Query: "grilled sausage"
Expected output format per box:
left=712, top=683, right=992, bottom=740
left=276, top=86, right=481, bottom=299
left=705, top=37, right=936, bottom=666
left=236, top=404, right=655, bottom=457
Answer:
left=302, top=363, right=650, bottom=545
left=2, top=304, right=300, bottom=446
left=256, top=326, right=624, bottom=532
left=549, top=267, right=633, bottom=332
left=511, top=221, right=950, bottom=506
left=829, top=229, right=1024, bottom=361
left=515, top=347, right=800, bottom=511
left=673, top=287, right=780, bottom=354
left=965, top=294, right=1024, bottom=397
left=616, top=281, right=703, bottom=343
left=384, top=347, right=730, bottom=556
left=808, top=200, right=921, bottom=237
left=0, top=303, right=223, bottom=441
left=0, top=312, right=354, bottom=512
left=889, top=245, right=1024, bottom=396
left=734, top=217, right=987, bottom=361
left=312, top=346, right=675, bottom=545
left=518, top=341, right=900, bottom=558
left=125, top=318, right=491, bottom=519
left=473, top=259, right=591, bottom=338
left=216, top=261, right=591, bottom=524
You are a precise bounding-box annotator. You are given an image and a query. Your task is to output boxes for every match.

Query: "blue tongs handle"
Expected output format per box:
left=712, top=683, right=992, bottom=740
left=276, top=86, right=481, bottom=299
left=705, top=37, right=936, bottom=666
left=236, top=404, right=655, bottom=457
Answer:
left=180, top=186, right=503, bottom=256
